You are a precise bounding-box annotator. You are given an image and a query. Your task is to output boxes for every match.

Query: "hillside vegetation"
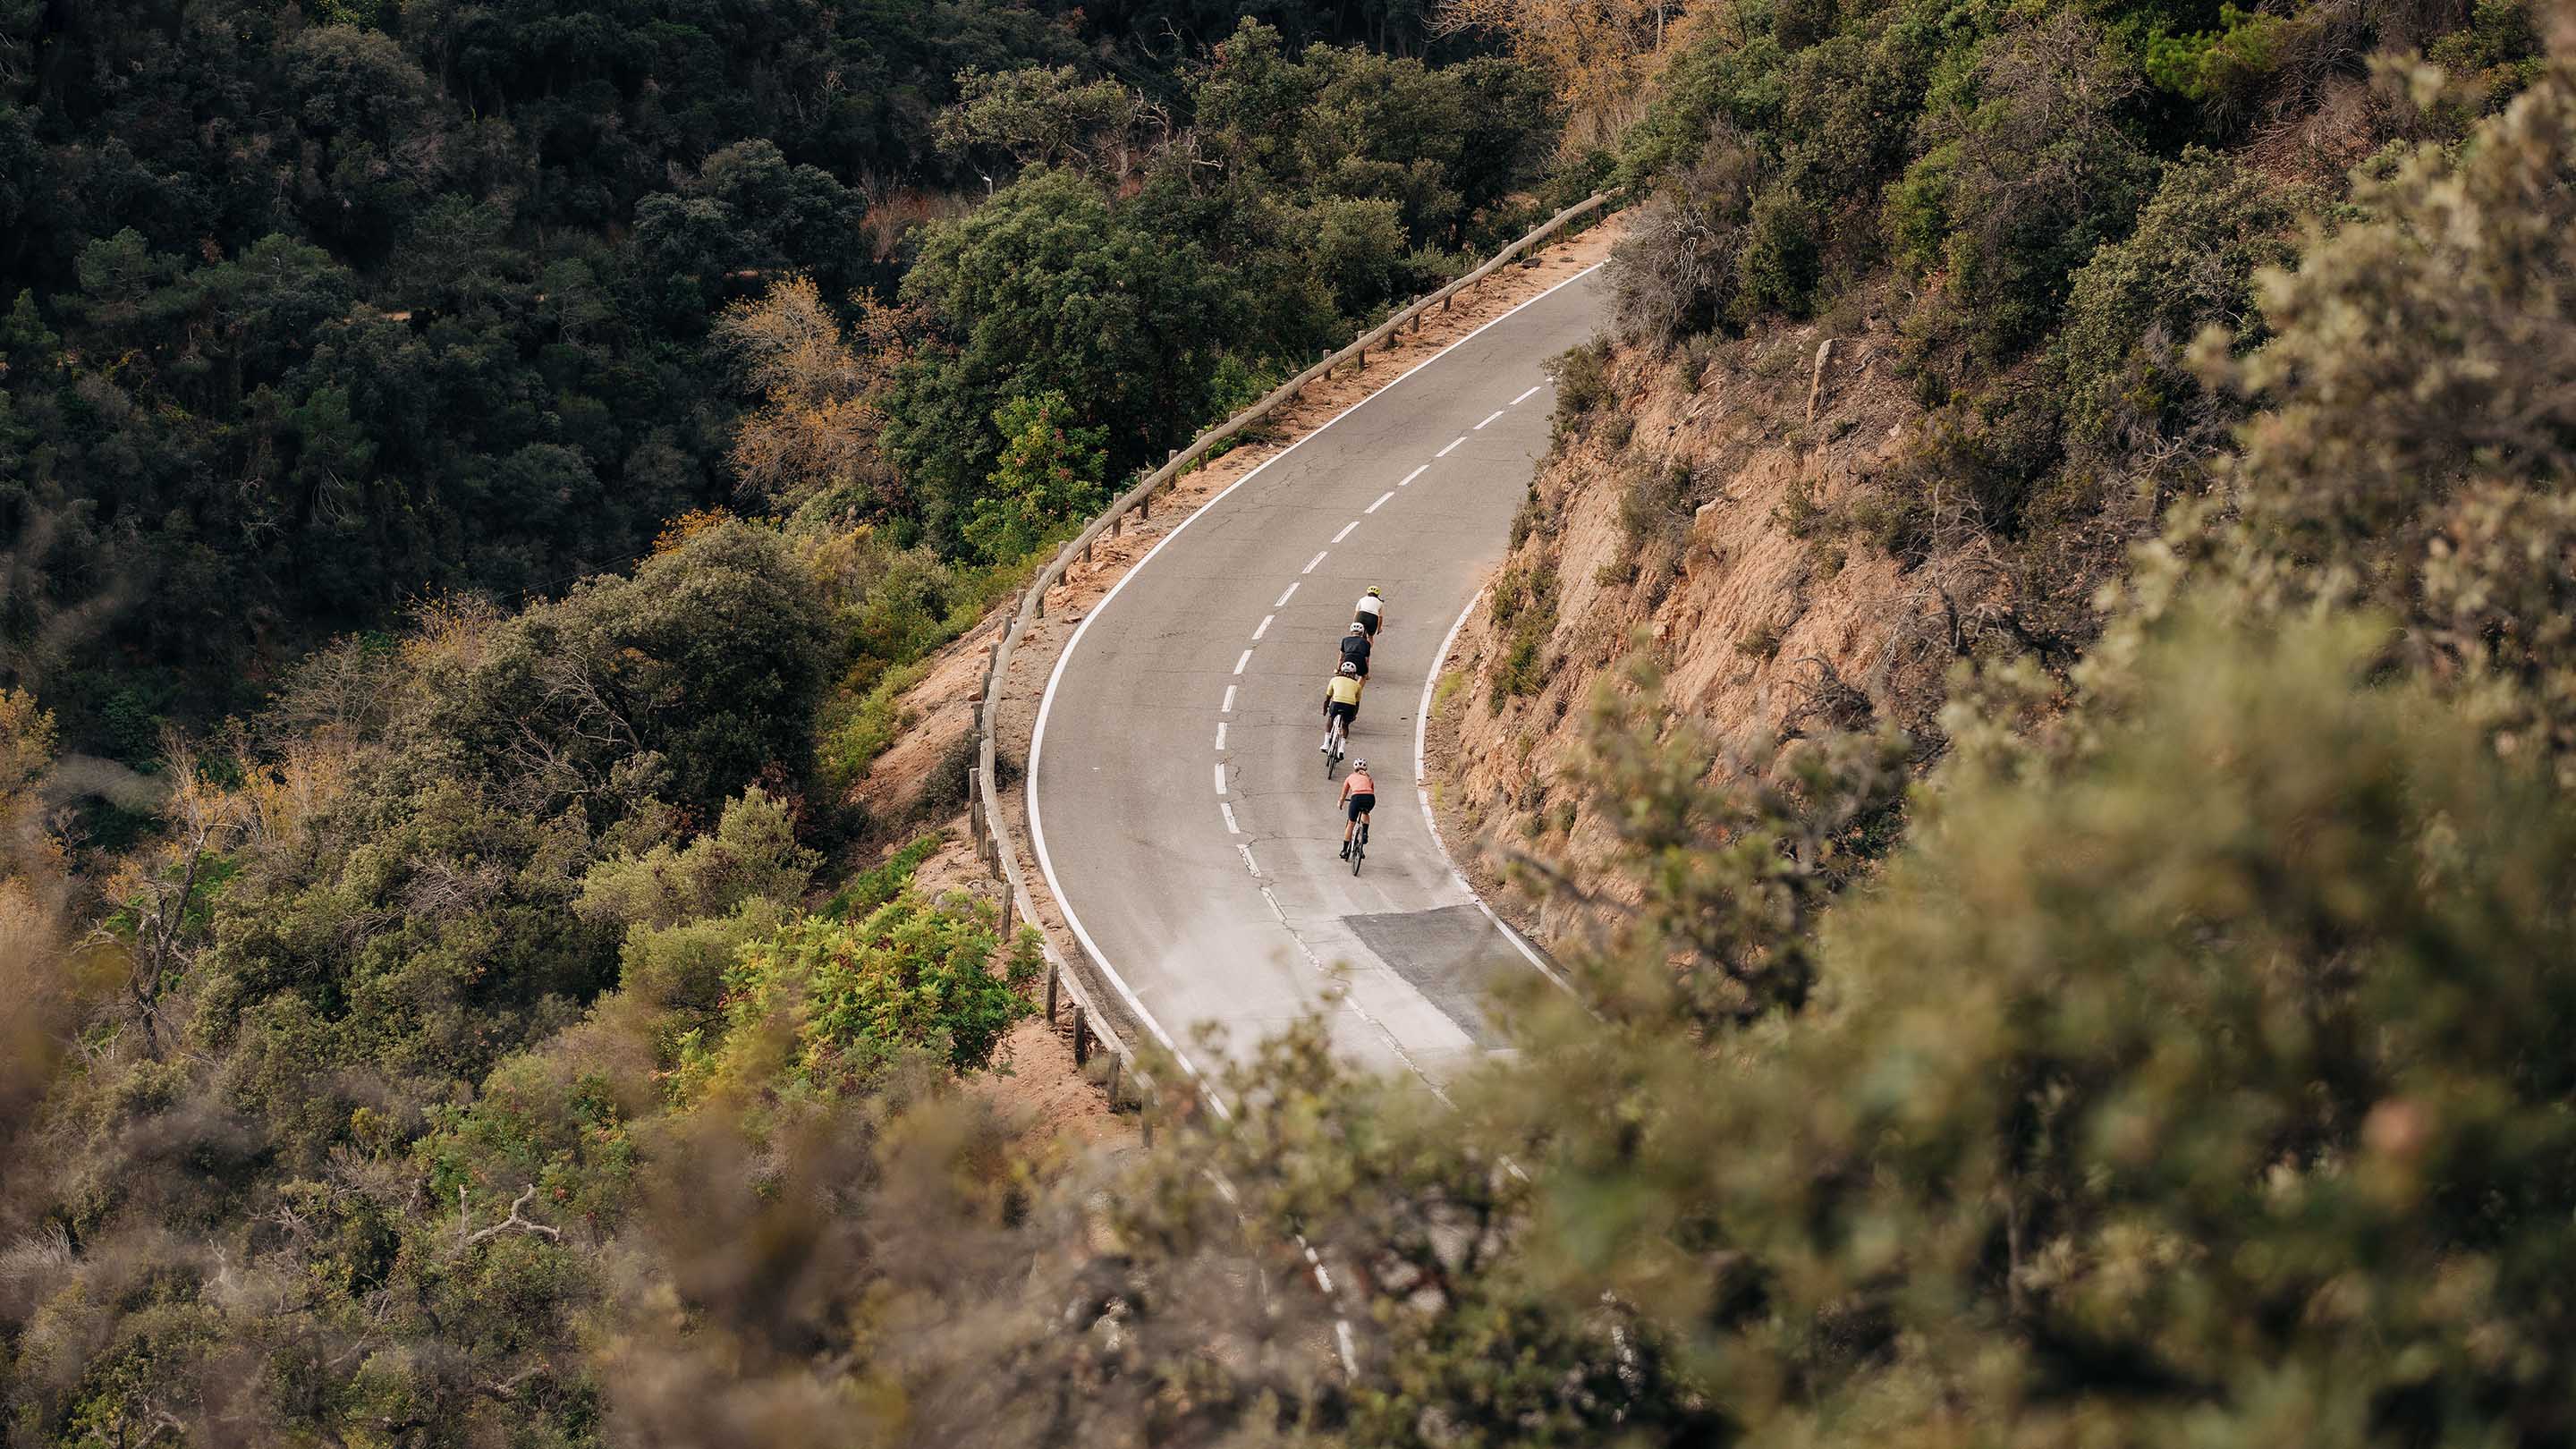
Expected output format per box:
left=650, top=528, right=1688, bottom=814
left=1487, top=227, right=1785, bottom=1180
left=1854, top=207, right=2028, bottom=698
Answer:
left=0, top=6, right=1578, bottom=1440
left=6, top=0, right=2576, bottom=1445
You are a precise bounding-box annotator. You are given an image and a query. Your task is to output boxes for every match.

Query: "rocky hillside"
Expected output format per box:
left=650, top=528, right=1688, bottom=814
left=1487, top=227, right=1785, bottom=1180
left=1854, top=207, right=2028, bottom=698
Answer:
left=1432, top=295, right=1960, bottom=939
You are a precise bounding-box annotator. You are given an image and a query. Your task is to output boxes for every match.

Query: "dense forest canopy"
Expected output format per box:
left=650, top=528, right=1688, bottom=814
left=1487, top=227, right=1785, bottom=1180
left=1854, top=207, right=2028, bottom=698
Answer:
left=7, top=0, right=2576, bottom=1445
left=0, top=0, right=1546, bottom=761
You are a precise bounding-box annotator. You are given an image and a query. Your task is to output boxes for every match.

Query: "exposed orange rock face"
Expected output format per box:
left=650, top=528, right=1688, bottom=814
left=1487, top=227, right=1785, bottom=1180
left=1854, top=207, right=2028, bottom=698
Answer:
left=1427, top=299, right=2012, bottom=948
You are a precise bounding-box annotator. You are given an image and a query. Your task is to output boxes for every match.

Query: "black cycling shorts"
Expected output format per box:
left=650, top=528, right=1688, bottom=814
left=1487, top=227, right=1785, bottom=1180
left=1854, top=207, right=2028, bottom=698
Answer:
left=1345, top=792, right=1376, bottom=820
left=1326, top=699, right=1358, bottom=725
left=1355, top=610, right=1381, bottom=637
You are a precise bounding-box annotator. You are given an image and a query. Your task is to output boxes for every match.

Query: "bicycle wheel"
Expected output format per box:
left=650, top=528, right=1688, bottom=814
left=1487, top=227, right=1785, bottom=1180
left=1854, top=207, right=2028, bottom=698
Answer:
left=1350, top=832, right=1364, bottom=876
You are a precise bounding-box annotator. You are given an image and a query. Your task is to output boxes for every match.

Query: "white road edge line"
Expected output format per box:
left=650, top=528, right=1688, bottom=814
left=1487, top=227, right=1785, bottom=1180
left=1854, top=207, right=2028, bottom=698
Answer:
left=1253, top=614, right=1273, bottom=640
left=1399, top=464, right=1428, bottom=487
left=1512, top=384, right=1544, bottom=405
left=1302, top=550, right=1329, bottom=573
left=1332, top=521, right=1359, bottom=543
left=1233, top=648, right=1252, bottom=674
left=1473, top=409, right=1505, bottom=429
left=1366, top=491, right=1395, bottom=513
left=1417, top=589, right=1577, bottom=998
left=1275, top=580, right=1300, bottom=607
left=1436, top=436, right=1466, bottom=458
left=1026, top=259, right=1606, bottom=1112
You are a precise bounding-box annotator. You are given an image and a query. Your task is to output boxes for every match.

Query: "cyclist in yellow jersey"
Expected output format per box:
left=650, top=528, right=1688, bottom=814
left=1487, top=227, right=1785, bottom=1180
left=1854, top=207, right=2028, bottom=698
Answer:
left=1321, top=661, right=1363, bottom=753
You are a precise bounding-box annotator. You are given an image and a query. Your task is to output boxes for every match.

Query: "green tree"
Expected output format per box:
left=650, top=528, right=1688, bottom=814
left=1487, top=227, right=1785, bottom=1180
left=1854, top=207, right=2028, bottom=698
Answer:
left=889, top=165, right=1250, bottom=545
left=960, top=391, right=1108, bottom=564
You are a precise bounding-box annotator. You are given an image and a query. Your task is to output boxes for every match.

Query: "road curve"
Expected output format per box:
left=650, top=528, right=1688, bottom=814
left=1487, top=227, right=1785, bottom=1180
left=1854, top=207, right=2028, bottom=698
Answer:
left=1030, top=268, right=1606, bottom=1089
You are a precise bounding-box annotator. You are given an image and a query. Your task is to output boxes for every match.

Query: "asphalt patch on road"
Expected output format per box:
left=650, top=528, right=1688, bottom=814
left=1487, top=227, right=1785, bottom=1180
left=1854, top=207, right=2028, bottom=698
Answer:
left=1340, top=904, right=1515, bottom=1047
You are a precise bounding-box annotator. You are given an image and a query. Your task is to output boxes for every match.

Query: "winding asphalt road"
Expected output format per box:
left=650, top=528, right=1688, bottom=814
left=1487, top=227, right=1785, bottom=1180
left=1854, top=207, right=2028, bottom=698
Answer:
left=1030, top=267, right=1605, bottom=1090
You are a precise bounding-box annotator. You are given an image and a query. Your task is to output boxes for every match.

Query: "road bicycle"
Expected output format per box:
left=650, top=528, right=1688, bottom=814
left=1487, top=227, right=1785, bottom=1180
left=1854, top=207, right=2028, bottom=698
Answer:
left=1348, top=818, right=1368, bottom=875
left=1323, top=715, right=1349, bottom=778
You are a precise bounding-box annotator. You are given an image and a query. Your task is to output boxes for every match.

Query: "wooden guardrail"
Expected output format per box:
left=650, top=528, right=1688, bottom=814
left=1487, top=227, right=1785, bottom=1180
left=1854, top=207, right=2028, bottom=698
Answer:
left=964, top=192, right=1614, bottom=1130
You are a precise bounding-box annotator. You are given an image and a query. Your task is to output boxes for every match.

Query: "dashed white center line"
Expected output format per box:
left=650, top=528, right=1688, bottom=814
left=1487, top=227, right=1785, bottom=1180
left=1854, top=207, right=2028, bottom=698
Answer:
left=1221, top=802, right=1240, bottom=835
left=1237, top=843, right=1260, bottom=876
left=1332, top=520, right=1359, bottom=543
left=1436, top=436, right=1466, bottom=458
left=1302, top=550, right=1328, bottom=573
left=1473, top=409, right=1506, bottom=429
left=1366, top=491, right=1395, bottom=513
left=1213, top=763, right=1228, bottom=796
left=1233, top=649, right=1252, bottom=674
left=1513, top=384, right=1544, bottom=405
left=1398, top=464, right=1428, bottom=487
left=1275, top=580, right=1300, bottom=607
left=1221, top=684, right=1237, bottom=713
left=1215, top=721, right=1227, bottom=750
left=1252, top=614, right=1273, bottom=640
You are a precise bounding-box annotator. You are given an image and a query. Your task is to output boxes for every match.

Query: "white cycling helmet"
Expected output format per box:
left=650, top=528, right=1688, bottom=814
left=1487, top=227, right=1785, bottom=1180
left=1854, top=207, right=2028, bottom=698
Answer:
left=1348, top=622, right=1365, bottom=633
left=1339, top=661, right=1359, bottom=676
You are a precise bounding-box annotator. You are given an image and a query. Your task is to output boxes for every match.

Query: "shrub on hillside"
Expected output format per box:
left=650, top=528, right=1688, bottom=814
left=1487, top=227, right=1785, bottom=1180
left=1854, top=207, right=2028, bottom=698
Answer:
left=1606, top=134, right=1765, bottom=346
left=679, top=892, right=1038, bottom=1100
left=1487, top=560, right=1558, bottom=707
left=1546, top=335, right=1615, bottom=436
left=1891, top=9, right=2160, bottom=367
left=2055, top=148, right=2311, bottom=468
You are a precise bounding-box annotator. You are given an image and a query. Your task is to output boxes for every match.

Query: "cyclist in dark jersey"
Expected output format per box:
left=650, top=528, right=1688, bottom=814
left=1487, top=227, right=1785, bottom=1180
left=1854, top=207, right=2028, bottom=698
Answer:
left=1339, top=623, right=1372, bottom=677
